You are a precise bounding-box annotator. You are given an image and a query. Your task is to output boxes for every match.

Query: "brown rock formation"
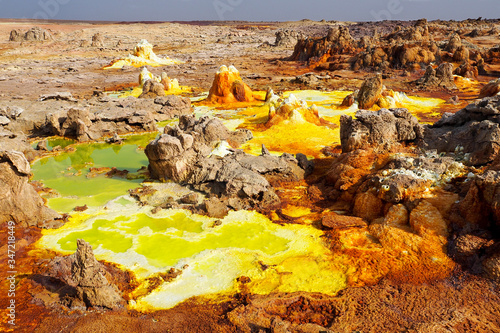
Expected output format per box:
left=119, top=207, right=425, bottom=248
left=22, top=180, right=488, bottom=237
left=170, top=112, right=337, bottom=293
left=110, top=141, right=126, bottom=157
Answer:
left=0, top=150, right=61, bottom=228
left=9, top=27, right=53, bottom=42
left=139, top=79, right=166, bottom=98
left=288, top=26, right=355, bottom=62
left=357, top=74, right=383, bottom=109
left=91, top=33, right=104, bottom=47
left=47, top=239, right=125, bottom=310
left=414, top=63, right=457, bottom=90
left=479, top=78, right=500, bottom=98
left=206, top=65, right=255, bottom=103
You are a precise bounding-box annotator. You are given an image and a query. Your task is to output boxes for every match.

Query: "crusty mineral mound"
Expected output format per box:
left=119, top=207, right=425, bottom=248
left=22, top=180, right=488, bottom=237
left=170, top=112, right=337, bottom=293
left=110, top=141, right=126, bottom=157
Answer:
left=274, top=29, right=304, bottom=48
left=266, top=93, right=322, bottom=127
left=206, top=65, right=255, bottom=104
left=91, top=33, right=104, bottom=47
left=145, top=115, right=311, bottom=212
left=0, top=150, right=61, bottom=228
left=104, top=39, right=182, bottom=69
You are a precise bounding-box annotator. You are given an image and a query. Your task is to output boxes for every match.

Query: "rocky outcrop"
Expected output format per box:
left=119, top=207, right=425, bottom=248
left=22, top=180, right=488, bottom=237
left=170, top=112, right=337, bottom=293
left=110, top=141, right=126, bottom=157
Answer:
left=153, top=95, right=193, bottom=119
left=454, top=61, right=479, bottom=79
left=422, top=95, right=500, bottom=165
left=206, top=65, right=255, bottom=103
left=414, top=63, right=457, bottom=90
left=9, top=27, right=53, bottom=42
left=139, top=79, right=166, bottom=98
left=145, top=115, right=311, bottom=213
left=340, top=108, right=423, bottom=153
left=479, top=78, right=500, bottom=98
left=358, top=74, right=383, bottom=109
left=46, top=107, right=157, bottom=142
left=274, top=30, right=304, bottom=48
left=91, top=33, right=104, bottom=47
left=288, top=26, right=355, bottom=62
left=0, top=150, right=61, bottom=228
left=47, top=239, right=125, bottom=310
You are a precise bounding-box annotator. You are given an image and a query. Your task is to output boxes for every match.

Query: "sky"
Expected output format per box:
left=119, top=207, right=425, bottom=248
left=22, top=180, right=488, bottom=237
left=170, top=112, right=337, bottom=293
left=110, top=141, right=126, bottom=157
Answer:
left=0, top=0, right=498, bottom=22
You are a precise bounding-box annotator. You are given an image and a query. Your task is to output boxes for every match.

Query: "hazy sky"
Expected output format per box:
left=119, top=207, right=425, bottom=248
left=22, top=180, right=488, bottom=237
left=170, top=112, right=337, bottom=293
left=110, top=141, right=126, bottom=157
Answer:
left=0, top=0, right=498, bottom=22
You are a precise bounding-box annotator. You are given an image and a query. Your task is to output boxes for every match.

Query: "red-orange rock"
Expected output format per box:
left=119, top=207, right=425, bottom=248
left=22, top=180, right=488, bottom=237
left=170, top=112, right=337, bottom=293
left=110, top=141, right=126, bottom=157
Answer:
left=479, top=78, right=500, bottom=98
left=352, top=191, right=384, bottom=222
left=206, top=65, right=255, bottom=104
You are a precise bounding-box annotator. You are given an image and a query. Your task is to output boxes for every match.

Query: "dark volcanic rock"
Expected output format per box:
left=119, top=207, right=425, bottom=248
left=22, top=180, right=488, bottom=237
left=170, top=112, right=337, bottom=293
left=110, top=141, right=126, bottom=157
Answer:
left=0, top=150, right=61, bottom=228
left=422, top=95, right=500, bottom=165
left=145, top=115, right=311, bottom=211
left=340, top=108, right=423, bottom=153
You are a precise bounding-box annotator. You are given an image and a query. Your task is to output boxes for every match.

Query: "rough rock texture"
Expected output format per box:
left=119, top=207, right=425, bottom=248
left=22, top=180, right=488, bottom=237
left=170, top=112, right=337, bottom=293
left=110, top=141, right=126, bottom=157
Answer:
left=340, top=108, right=423, bottom=153
left=139, top=79, right=166, bottom=98
left=357, top=74, right=383, bottom=109
left=153, top=95, right=193, bottom=120
left=422, top=95, right=500, bottom=165
left=47, top=239, right=125, bottom=310
left=414, top=63, right=457, bottom=90
left=46, top=107, right=157, bottom=142
left=9, top=27, right=53, bottom=42
left=145, top=115, right=311, bottom=212
left=91, top=33, right=104, bottom=47
left=289, top=26, right=354, bottom=63
left=274, top=30, right=304, bottom=48
left=454, top=61, right=479, bottom=79
left=0, top=150, right=61, bottom=228
left=479, top=78, right=500, bottom=98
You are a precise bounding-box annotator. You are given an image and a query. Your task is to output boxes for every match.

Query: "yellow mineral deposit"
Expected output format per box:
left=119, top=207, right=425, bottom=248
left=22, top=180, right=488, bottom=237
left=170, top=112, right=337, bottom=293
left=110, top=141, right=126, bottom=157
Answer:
left=104, top=39, right=183, bottom=69
left=37, top=207, right=348, bottom=311
left=117, top=67, right=184, bottom=98
left=240, top=93, right=340, bottom=157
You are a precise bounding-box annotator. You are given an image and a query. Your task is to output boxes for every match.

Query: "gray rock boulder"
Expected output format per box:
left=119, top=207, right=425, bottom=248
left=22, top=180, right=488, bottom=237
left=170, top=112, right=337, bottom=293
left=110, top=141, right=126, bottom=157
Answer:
left=145, top=115, right=311, bottom=212
left=340, top=108, right=423, bottom=153
left=422, top=95, right=500, bottom=165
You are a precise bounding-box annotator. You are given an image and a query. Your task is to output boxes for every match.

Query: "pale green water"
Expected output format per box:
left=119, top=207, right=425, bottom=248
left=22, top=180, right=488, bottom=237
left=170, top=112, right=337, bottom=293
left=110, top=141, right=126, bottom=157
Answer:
left=31, top=134, right=157, bottom=212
